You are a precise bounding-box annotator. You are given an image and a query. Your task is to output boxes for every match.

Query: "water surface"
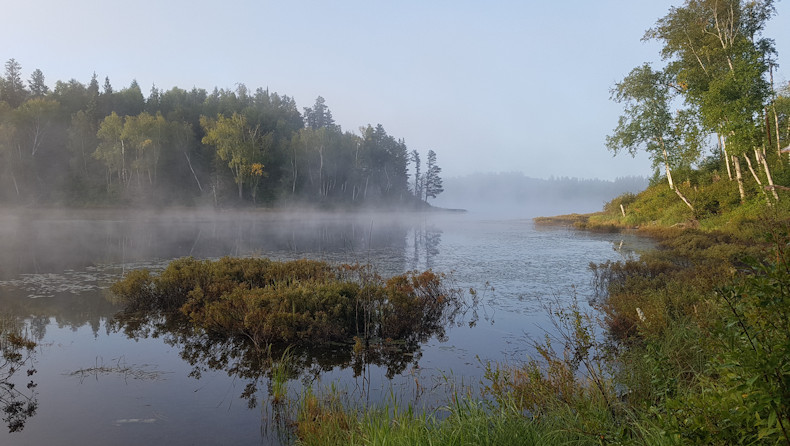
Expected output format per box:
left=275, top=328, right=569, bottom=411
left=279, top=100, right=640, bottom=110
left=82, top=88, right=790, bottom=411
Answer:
left=0, top=209, right=649, bottom=445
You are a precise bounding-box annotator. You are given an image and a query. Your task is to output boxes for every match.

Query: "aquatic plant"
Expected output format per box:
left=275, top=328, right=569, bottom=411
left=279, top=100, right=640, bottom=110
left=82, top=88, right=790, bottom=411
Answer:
left=111, top=257, right=462, bottom=351
left=0, top=316, right=37, bottom=433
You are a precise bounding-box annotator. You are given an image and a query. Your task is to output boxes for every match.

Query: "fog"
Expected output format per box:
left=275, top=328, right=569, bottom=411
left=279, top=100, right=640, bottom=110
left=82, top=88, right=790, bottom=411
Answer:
left=432, top=173, right=649, bottom=219
left=0, top=172, right=646, bottom=280
left=0, top=208, right=438, bottom=278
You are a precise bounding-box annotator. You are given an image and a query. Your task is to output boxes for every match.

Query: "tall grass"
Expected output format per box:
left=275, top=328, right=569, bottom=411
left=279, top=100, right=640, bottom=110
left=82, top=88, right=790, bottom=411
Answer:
left=295, top=389, right=576, bottom=446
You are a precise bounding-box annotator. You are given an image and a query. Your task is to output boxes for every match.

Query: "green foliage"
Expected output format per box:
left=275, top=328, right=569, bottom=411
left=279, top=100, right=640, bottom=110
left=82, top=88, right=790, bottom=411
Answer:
left=111, top=257, right=462, bottom=350
left=0, top=60, right=432, bottom=207
left=705, top=232, right=790, bottom=444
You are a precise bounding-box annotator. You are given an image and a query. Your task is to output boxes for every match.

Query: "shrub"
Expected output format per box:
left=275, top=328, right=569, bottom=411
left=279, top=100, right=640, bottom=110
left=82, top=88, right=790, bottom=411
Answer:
left=111, top=257, right=462, bottom=350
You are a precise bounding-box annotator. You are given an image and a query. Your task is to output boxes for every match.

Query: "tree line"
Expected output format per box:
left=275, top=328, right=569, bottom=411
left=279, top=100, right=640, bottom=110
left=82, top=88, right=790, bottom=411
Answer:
left=0, top=62, right=443, bottom=208
left=607, top=0, right=790, bottom=210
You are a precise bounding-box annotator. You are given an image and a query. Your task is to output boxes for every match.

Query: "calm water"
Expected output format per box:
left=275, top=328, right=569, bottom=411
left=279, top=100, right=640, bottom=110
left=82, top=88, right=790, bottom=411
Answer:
left=0, top=209, right=650, bottom=445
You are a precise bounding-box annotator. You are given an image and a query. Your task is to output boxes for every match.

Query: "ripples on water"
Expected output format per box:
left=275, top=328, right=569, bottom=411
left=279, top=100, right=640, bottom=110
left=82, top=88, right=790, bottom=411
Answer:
left=0, top=209, right=651, bottom=445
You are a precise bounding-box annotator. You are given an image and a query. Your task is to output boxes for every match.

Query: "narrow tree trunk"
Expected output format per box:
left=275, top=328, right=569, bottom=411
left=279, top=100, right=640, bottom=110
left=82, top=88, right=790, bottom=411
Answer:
left=183, top=151, right=203, bottom=192
left=743, top=153, right=771, bottom=205
left=661, top=145, right=675, bottom=190
left=773, top=104, right=782, bottom=159
left=757, top=148, right=779, bottom=201
left=318, top=145, right=324, bottom=198
left=733, top=156, right=745, bottom=202
left=11, top=171, right=19, bottom=196
left=290, top=149, right=297, bottom=196
left=674, top=186, right=695, bottom=211
left=770, top=68, right=783, bottom=160
left=720, top=134, right=732, bottom=180
left=743, top=153, right=762, bottom=186
left=121, top=140, right=126, bottom=189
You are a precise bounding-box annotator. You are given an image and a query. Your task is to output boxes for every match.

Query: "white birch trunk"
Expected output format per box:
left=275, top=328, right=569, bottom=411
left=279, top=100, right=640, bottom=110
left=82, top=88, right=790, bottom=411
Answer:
left=773, top=104, right=782, bottom=159
left=743, top=153, right=771, bottom=205
left=674, top=187, right=695, bottom=212
left=184, top=151, right=203, bottom=192
left=720, top=134, right=732, bottom=181
left=756, top=149, right=779, bottom=201
left=662, top=147, right=675, bottom=190
left=11, top=171, right=19, bottom=196
left=733, top=156, right=745, bottom=202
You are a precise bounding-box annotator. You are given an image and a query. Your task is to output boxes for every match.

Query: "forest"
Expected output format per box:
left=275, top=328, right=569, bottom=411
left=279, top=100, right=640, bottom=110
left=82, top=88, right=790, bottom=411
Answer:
left=0, top=64, right=443, bottom=208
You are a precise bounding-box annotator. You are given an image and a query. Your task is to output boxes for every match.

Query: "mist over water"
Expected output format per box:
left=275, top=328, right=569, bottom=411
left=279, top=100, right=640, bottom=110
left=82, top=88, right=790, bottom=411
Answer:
left=433, top=173, right=649, bottom=219
left=0, top=207, right=652, bottom=445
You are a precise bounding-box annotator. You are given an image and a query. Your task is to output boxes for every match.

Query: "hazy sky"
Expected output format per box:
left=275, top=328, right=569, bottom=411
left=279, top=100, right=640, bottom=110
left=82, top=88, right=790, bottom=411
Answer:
left=4, top=1, right=790, bottom=180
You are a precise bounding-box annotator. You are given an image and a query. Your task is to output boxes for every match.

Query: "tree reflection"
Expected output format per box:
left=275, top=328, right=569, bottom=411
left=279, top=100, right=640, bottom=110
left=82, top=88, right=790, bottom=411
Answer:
left=411, top=222, right=442, bottom=269
left=0, top=317, right=38, bottom=433
left=110, top=306, right=441, bottom=407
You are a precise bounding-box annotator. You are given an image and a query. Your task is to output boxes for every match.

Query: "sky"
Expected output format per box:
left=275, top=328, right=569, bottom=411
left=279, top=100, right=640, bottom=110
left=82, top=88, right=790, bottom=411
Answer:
left=3, top=1, right=790, bottom=181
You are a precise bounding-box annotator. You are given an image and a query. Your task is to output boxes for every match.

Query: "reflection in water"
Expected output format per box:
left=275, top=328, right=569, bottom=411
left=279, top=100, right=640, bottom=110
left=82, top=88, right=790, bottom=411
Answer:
left=109, top=295, right=466, bottom=441
left=0, top=210, right=419, bottom=340
left=411, top=221, right=442, bottom=269
left=0, top=210, right=653, bottom=445
left=0, top=209, right=414, bottom=280
left=0, top=317, right=38, bottom=433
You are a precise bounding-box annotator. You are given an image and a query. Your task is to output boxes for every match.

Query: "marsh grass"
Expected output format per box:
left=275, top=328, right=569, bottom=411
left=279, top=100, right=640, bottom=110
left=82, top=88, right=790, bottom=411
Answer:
left=110, top=257, right=464, bottom=351
left=295, top=388, right=570, bottom=446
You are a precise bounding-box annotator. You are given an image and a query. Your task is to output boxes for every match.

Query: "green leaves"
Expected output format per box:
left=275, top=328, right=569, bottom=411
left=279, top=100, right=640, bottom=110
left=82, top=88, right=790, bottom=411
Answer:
left=200, top=112, right=269, bottom=199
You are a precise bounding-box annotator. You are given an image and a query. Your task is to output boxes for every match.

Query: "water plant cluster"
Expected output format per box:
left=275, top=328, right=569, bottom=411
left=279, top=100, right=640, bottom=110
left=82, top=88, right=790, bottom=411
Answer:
left=111, top=257, right=463, bottom=353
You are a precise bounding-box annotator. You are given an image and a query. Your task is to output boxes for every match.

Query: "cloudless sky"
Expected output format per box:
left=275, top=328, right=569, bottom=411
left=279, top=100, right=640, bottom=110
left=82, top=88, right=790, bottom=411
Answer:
left=3, top=1, right=790, bottom=180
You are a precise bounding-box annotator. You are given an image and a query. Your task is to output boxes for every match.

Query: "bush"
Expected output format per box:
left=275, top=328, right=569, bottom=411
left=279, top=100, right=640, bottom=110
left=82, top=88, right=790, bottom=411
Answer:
left=111, top=257, right=463, bottom=349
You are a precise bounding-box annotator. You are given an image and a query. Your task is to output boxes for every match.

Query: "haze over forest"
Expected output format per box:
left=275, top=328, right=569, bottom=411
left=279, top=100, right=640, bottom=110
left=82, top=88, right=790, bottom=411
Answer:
left=0, top=62, right=649, bottom=214
left=6, top=1, right=788, bottom=194
left=0, top=68, right=445, bottom=208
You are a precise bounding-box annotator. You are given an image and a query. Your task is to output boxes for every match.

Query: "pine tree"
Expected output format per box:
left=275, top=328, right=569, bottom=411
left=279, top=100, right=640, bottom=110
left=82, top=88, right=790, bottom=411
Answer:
left=424, top=149, right=443, bottom=203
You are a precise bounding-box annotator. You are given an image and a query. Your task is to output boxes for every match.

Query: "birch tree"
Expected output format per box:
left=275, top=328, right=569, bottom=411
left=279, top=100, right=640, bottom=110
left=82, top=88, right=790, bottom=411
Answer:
left=607, top=63, right=700, bottom=210
left=200, top=112, right=266, bottom=200
left=646, top=0, right=778, bottom=202
left=93, top=112, right=127, bottom=191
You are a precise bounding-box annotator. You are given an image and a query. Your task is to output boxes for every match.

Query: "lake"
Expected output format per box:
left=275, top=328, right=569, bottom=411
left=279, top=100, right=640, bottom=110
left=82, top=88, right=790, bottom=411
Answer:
left=0, top=208, right=650, bottom=445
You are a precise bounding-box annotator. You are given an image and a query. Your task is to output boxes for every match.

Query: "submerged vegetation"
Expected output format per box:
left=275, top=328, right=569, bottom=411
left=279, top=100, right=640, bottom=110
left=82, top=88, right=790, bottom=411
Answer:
left=0, top=316, right=37, bottom=433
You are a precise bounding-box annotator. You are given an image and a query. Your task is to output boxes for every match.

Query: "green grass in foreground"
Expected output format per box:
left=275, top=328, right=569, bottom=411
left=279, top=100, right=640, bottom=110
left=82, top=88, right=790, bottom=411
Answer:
left=296, top=392, right=587, bottom=446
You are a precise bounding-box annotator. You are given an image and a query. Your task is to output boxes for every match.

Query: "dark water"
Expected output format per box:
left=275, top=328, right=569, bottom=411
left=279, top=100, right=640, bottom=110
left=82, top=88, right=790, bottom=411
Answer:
left=0, top=209, right=650, bottom=445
